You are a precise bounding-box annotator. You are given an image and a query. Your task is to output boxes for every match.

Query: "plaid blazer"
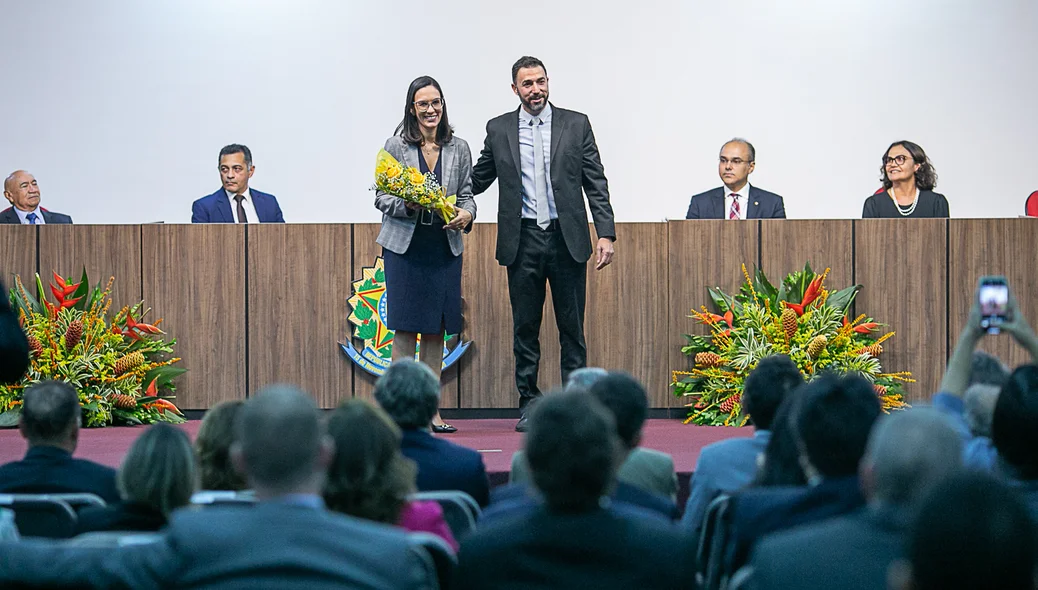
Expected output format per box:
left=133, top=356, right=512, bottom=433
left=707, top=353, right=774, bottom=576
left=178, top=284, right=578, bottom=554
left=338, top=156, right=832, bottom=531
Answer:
left=375, top=135, right=476, bottom=256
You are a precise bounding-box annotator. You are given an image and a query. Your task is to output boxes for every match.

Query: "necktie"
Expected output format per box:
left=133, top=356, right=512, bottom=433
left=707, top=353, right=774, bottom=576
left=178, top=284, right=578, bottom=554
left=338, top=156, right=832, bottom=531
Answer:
left=25, top=212, right=38, bottom=225
left=234, top=195, right=248, bottom=223
left=531, top=117, right=550, bottom=230
left=729, top=194, right=740, bottom=220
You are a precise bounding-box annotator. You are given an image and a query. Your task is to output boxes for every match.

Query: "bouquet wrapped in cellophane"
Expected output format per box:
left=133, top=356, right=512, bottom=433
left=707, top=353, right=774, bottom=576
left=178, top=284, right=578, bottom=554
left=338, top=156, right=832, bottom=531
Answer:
left=373, top=149, right=457, bottom=222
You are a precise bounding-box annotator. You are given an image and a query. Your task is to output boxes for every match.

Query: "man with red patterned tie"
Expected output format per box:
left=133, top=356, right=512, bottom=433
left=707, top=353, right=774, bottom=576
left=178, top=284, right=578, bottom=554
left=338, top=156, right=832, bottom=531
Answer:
left=685, top=139, right=786, bottom=219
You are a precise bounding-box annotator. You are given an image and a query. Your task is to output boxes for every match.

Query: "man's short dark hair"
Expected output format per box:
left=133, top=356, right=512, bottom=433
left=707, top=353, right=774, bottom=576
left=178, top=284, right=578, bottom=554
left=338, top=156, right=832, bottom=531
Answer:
left=795, top=373, right=881, bottom=478
left=991, top=365, right=1038, bottom=479
left=969, top=350, right=1010, bottom=387
left=218, top=144, right=253, bottom=168
left=742, top=355, right=803, bottom=430
left=234, top=385, right=322, bottom=492
left=907, top=472, right=1035, bottom=590
left=587, top=372, right=647, bottom=449
left=373, top=359, right=440, bottom=429
left=526, top=390, right=618, bottom=512
left=20, top=381, right=80, bottom=443
left=511, top=56, right=547, bottom=84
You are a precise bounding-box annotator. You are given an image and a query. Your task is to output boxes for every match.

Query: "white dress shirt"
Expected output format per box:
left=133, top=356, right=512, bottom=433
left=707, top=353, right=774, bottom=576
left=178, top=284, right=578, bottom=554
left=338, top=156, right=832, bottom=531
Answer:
left=517, top=104, right=558, bottom=221
left=14, top=207, right=45, bottom=224
left=225, top=188, right=260, bottom=224
left=724, top=183, right=751, bottom=220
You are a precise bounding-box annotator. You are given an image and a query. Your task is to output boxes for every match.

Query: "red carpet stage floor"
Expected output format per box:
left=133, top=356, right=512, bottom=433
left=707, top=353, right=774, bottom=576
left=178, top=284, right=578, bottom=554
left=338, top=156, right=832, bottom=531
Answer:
left=0, top=420, right=752, bottom=509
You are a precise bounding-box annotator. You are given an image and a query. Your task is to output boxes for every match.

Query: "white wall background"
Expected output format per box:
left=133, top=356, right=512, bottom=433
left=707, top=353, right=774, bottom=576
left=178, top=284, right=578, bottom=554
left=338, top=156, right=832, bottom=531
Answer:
left=1, top=0, right=1036, bottom=224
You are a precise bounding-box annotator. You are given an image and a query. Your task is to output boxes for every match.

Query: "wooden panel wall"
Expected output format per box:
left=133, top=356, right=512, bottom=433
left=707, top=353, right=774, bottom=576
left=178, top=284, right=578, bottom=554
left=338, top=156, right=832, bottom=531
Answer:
left=247, top=224, right=353, bottom=409
left=948, top=218, right=1038, bottom=369
left=760, top=220, right=854, bottom=293
left=855, top=220, right=947, bottom=401
left=38, top=225, right=142, bottom=313
left=141, top=225, right=246, bottom=409
left=0, top=225, right=36, bottom=295
left=668, top=221, right=759, bottom=408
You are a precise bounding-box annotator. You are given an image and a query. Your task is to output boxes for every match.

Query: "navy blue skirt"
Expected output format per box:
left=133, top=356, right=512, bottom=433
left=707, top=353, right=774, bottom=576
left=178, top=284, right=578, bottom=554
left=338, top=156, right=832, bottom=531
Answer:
left=383, top=215, right=462, bottom=334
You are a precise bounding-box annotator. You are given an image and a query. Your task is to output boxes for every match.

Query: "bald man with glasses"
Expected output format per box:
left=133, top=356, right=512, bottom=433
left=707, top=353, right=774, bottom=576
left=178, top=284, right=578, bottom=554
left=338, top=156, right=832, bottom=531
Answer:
left=685, top=139, right=786, bottom=220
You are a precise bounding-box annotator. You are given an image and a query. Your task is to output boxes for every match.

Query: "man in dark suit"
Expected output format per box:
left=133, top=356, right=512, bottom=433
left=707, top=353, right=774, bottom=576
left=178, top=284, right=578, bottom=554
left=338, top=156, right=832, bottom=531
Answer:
left=455, top=391, right=694, bottom=590
left=0, top=385, right=435, bottom=589
left=0, top=381, right=119, bottom=503
left=0, top=170, right=73, bottom=224
left=375, top=359, right=490, bottom=506
left=472, top=56, right=616, bottom=432
left=685, top=139, right=785, bottom=219
left=748, top=408, right=962, bottom=590
left=191, top=144, right=285, bottom=223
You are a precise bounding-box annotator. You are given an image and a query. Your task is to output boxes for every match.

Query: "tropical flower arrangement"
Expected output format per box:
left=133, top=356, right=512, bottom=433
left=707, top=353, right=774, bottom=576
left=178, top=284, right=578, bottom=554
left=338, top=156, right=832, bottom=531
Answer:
left=0, top=270, right=186, bottom=428
left=672, top=263, right=911, bottom=426
left=373, top=148, right=458, bottom=222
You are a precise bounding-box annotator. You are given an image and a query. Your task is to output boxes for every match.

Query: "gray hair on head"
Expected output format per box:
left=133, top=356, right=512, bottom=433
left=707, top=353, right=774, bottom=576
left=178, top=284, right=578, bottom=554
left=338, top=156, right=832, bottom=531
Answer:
left=374, top=359, right=440, bottom=429
left=234, top=384, right=324, bottom=493
left=864, top=408, right=962, bottom=506
left=565, top=367, right=608, bottom=391
left=964, top=384, right=1000, bottom=438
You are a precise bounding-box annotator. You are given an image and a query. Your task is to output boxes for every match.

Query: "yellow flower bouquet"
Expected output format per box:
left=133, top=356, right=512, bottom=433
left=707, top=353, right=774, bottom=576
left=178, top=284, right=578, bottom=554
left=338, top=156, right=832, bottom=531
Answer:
left=373, top=149, right=457, bottom=222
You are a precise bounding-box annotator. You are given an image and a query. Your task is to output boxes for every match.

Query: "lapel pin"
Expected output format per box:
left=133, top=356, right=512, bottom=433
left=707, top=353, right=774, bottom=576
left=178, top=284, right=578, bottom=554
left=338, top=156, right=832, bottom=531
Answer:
left=754, top=201, right=759, bottom=206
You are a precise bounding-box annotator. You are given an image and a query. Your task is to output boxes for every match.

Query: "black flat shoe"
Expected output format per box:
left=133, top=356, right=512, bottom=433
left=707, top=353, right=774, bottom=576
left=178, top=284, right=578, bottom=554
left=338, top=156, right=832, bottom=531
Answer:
left=432, top=423, right=457, bottom=434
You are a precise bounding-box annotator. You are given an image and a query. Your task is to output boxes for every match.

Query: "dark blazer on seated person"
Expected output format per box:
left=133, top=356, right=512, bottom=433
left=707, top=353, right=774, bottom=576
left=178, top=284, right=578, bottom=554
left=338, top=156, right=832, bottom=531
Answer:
left=861, top=189, right=949, bottom=218
left=75, top=501, right=167, bottom=535
left=190, top=188, right=285, bottom=223
left=0, top=445, right=120, bottom=503
left=685, top=186, right=786, bottom=219
left=0, top=500, right=434, bottom=589
left=401, top=428, right=491, bottom=507
left=488, top=480, right=679, bottom=521
left=454, top=503, right=696, bottom=590
left=0, top=207, right=73, bottom=224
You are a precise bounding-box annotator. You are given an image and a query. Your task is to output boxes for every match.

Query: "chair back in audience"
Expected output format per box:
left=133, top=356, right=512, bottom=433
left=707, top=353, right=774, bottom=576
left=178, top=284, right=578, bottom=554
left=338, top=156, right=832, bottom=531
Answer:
left=68, top=531, right=164, bottom=548
left=46, top=493, right=106, bottom=513
left=410, top=490, right=480, bottom=540
left=409, top=531, right=457, bottom=590
left=696, top=494, right=732, bottom=590
left=0, top=494, right=77, bottom=538
left=190, top=490, right=256, bottom=506
left=1026, top=191, right=1038, bottom=217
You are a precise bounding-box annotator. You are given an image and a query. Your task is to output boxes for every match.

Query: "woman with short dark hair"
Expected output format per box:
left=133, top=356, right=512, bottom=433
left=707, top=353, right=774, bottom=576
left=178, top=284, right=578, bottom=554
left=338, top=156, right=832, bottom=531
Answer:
left=862, top=140, right=949, bottom=218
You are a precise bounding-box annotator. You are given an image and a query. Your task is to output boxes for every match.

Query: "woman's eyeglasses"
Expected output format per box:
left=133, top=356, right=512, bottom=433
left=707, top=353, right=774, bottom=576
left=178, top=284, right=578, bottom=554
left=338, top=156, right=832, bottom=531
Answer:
left=414, top=99, right=444, bottom=111
left=884, top=155, right=910, bottom=166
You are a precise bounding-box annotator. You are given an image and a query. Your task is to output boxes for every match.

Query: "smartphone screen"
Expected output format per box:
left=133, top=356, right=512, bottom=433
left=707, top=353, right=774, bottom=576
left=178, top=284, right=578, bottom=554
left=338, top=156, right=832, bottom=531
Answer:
left=979, top=281, right=1009, bottom=332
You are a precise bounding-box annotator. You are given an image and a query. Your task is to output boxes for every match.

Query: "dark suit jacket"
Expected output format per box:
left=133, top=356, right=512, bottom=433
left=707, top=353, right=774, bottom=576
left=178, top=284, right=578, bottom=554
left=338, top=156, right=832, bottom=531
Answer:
left=0, top=207, right=72, bottom=224
left=0, top=500, right=434, bottom=589
left=454, top=504, right=695, bottom=590
left=861, top=189, right=949, bottom=218
left=488, top=481, right=679, bottom=521
left=471, top=104, right=616, bottom=266
left=685, top=186, right=786, bottom=219
left=190, top=187, right=285, bottom=223
left=75, top=501, right=167, bottom=535
left=0, top=445, right=120, bottom=503
left=750, top=505, right=908, bottom=590
left=401, top=428, right=490, bottom=507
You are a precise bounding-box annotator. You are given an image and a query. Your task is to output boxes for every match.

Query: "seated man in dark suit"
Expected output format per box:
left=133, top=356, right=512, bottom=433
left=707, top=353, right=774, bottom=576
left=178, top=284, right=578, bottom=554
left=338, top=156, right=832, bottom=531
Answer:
left=491, top=373, right=679, bottom=520
left=0, top=170, right=72, bottom=224
left=375, top=359, right=490, bottom=506
left=191, top=144, right=285, bottom=223
left=749, top=408, right=962, bottom=590
left=682, top=355, right=803, bottom=534
left=0, top=380, right=119, bottom=503
left=685, top=139, right=785, bottom=219
left=726, top=372, right=881, bottom=571
left=0, top=385, right=435, bottom=589
left=455, top=391, right=695, bottom=590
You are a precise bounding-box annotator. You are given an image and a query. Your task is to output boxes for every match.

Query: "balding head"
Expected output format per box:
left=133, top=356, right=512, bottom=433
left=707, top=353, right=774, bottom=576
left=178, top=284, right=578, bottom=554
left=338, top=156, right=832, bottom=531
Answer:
left=861, top=408, right=962, bottom=507
left=231, top=385, right=331, bottom=498
left=19, top=381, right=81, bottom=452
left=4, top=170, right=40, bottom=213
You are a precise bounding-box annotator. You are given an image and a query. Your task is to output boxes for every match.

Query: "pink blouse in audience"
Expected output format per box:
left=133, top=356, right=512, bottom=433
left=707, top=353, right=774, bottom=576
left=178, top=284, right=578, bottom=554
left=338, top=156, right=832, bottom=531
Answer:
left=397, top=500, right=458, bottom=551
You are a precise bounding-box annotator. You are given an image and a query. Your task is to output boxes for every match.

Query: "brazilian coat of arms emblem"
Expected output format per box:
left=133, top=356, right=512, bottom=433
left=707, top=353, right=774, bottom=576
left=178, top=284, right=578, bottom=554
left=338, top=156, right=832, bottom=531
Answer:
left=339, top=257, right=471, bottom=376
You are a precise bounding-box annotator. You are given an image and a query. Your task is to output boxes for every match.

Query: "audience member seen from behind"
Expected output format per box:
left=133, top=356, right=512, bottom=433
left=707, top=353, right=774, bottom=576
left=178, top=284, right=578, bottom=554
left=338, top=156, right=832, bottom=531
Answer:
left=324, top=399, right=458, bottom=550
left=0, top=381, right=119, bottom=503
left=752, top=393, right=807, bottom=487
left=0, top=170, right=73, bottom=224
left=374, top=359, right=490, bottom=506
left=0, top=278, right=30, bottom=384
left=76, top=423, right=197, bottom=534
left=862, top=141, right=948, bottom=218
left=0, top=385, right=435, bottom=588
left=193, top=399, right=247, bottom=492
left=932, top=280, right=1038, bottom=476
left=728, top=372, right=881, bottom=570
left=682, top=355, right=803, bottom=533
left=888, top=472, right=1036, bottom=590
left=749, top=408, right=962, bottom=590
left=455, top=391, right=695, bottom=590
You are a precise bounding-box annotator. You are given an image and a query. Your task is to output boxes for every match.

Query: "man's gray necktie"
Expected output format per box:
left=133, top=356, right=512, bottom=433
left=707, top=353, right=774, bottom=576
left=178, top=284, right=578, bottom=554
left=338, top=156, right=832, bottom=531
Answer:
left=531, top=117, right=550, bottom=230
